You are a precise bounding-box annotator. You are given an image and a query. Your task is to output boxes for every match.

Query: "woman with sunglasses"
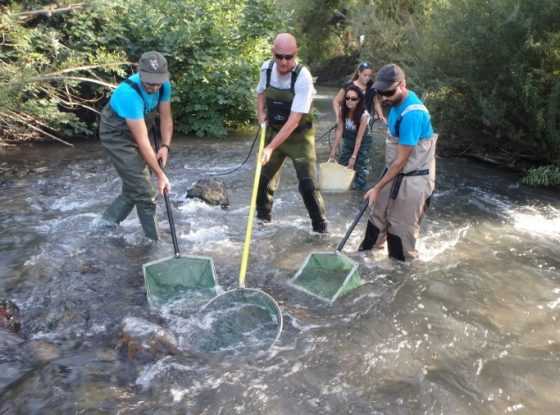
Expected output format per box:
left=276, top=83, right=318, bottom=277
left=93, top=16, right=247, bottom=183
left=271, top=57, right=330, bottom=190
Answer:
left=332, top=62, right=385, bottom=124
left=329, top=84, right=372, bottom=191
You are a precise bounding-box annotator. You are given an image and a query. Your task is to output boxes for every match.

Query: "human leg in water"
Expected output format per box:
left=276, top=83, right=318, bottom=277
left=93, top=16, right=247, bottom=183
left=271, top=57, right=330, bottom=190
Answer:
left=256, top=150, right=286, bottom=222
left=293, top=157, right=327, bottom=233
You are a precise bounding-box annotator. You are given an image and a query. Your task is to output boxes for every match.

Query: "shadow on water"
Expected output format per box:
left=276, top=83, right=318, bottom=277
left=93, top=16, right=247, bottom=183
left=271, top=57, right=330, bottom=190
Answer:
left=0, top=87, right=559, bottom=414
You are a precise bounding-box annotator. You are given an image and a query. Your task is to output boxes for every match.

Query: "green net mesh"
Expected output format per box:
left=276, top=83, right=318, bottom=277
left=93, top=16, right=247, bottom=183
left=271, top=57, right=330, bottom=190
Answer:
left=143, top=255, right=217, bottom=306
left=194, top=288, right=283, bottom=353
left=289, top=252, right=362, bottom=303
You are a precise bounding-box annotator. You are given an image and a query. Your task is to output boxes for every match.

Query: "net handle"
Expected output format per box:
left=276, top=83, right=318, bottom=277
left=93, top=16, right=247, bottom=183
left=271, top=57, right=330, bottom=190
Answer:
left=336, top=201, right=369, bottom=252
left=152, top=123, right=180, bottom=257
left=239, top=123, right=266, bottom=288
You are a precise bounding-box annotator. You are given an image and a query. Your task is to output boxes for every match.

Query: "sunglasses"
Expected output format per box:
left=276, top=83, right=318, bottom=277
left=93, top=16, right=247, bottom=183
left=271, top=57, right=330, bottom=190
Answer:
left=143, top=82, right=162, bottom=88
left=274, top=53, right=295, bottom=61
left=345, top=96, right=359, bottom=102
left=378, top=85, right=399, bottom=97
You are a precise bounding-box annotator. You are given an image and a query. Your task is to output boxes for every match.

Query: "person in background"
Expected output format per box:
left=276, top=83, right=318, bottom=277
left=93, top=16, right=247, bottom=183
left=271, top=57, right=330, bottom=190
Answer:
left=359, top=63, right=438, bottom=261
left=329, top=84, right=372, bottom=191
left=332, top=62, right=385, bottom=123
left=99, top=51, right=173, bottom=240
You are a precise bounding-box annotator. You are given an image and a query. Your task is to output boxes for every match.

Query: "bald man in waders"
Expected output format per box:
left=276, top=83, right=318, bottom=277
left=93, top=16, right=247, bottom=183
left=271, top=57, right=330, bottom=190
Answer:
left=359, top=64, right=437, bottom=261
left=256, top=33, right=328, bottom=233
left=99, top=51, right=173, bottom=240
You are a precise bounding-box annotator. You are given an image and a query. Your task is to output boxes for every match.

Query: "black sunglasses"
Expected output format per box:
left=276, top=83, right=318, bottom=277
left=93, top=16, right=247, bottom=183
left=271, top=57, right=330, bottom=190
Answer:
left=143, top=82, right=162, bottom=88
left=378, top=87, right=398, bottom=97
left=345, top=96, right=360, bottom=102
left=274, top=53, right=295, bottom=61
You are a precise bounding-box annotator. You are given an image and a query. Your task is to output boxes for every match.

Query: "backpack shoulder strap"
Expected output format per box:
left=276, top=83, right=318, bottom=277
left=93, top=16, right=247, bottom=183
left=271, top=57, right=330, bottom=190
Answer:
left=401, top=104, right=429, bottom=117
left=124, top=78, right=164, bottom=109
left=291, top=63, right=303, bottom=93
left=265, top=60, right=274, bottom=88
left=395, top=104, right=429, bottom=137
left=124, top=79, right=143, bottom=99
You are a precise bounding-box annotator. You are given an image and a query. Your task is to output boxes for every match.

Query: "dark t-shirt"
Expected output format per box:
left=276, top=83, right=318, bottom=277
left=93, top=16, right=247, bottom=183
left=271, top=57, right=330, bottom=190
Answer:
left=343, top=80, right=376, bottom=114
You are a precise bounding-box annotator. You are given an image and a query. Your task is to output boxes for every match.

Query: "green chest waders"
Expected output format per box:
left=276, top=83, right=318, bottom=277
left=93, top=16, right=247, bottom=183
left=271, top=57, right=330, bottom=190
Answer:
left=256, top=62, right=327, bottom=232
left=99, top=84, right=161, bottom=240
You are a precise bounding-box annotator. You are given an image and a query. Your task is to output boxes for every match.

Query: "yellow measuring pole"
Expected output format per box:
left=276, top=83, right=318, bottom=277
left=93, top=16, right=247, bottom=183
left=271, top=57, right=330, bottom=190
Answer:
left=239, top=123, right=266, bottom=288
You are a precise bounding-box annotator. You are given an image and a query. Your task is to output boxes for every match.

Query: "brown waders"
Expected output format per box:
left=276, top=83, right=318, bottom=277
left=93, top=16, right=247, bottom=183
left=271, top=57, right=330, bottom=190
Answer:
left=99, top=104, right=160, bottom=240
left=256, top=62, right=327, bottom=232
left=359, top=107, right=438, bottom=260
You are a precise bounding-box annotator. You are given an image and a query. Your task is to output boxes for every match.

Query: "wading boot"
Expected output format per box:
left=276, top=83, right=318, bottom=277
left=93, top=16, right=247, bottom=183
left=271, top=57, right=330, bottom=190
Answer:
left=299, top=178, right=328, bottom=233
left=137, top=203, right=159, bottom=241
left=256, top=175, right=273, bottom=222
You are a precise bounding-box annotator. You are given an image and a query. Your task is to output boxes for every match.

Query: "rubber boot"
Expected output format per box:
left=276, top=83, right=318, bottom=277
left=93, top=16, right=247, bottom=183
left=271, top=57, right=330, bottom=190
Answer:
left=102, top=194, right=135, bottom=224
left=256, top=175, right=273, bottom=222
left=358, top=220, right=380, bottom=251
left=387, top=232, right=406, bottom=261
left=299, top=178, right=327, bottom=233
left=136, top=203, right=159, bottom=241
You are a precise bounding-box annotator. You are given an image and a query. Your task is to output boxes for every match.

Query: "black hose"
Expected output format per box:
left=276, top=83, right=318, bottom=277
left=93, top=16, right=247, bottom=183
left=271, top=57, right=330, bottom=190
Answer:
left=207, top=123, right=336, bottom=177
left=208, top=126, right=261, bottom=177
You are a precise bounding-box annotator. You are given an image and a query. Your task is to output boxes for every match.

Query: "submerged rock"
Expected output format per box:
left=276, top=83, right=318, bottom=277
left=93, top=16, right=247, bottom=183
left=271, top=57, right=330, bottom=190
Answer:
left=117, top=317, right=178, bottom=362
left=186, top=178, right=229, bottom=207
left=0, top=298, right=21, bottom=334
left=0, top=327, right=29, bottom=395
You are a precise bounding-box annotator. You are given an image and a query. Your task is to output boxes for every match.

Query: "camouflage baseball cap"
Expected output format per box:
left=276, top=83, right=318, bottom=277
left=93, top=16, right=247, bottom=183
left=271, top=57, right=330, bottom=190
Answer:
left=138, top=51, right=169, bottom=84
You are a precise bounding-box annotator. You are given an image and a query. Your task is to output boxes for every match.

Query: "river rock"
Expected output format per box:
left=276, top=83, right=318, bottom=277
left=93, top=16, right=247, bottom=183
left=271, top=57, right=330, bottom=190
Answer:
left=0, top=327, right=30, bottom=395
left=0, top=298, right=21, bottom=334
left=117, top=317, right=178, bottom=362
left=186, top=178, right=229, bottom=207
left=25, top=340, right=61, bottom=363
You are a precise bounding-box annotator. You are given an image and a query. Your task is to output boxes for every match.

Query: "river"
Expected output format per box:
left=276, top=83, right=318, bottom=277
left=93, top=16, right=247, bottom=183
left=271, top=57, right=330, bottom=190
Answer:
left=0, top=88, right=559, bottom=414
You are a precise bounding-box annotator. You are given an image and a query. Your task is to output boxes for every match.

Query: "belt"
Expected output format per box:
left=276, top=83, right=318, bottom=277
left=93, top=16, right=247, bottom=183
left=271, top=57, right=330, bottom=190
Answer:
left=390, top=169, right=429, bottom=199
left=270, top=122, right=313, bottom=133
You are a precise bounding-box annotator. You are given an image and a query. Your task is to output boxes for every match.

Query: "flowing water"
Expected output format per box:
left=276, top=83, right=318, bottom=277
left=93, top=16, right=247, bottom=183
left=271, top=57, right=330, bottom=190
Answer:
left=1, top=88, right=559, bottom=414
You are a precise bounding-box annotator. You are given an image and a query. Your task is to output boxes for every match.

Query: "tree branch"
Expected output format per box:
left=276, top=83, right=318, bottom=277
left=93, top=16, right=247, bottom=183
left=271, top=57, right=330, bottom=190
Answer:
left=42, top=62, right=131, bottom=77
left=14, top=3, right=86, bottom=20
left=1, top=111, right=74, bottom=147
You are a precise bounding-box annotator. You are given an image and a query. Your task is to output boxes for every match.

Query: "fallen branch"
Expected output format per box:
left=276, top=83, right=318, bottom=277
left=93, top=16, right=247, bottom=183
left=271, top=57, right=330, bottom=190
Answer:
left=41, top=62, right=131, bottom=77
left=1, top=111, right=74, bottom=147
left=13, top=75, right=117, bottom=89
left=14, top=3, right=86, bottom=20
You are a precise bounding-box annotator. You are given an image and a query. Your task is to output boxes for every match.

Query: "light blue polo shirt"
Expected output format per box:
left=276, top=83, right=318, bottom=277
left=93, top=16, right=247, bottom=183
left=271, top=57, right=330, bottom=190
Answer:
left=387, top=91, right=434, bottom=146
left=109, top=73, right=171, bottom=120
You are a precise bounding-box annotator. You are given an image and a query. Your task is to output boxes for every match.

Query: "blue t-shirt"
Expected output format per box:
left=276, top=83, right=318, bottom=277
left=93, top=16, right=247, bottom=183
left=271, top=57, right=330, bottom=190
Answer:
left=387, top=91, right=433, bottom=146
left=109, top=73, right=172, bottom=120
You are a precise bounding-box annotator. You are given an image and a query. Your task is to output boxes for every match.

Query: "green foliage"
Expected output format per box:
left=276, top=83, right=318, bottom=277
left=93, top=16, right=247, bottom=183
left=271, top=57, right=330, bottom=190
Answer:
left=415, top=0, right=560, bottom=166
left=280, top=0, right=356, bottom=65
left=1, top=0, right=286, bottom=141
left=71, top=0, right=286, bottom=137
left=0, top=4, right=125, bottom=141
left=522, top=165, right=560, bottom=186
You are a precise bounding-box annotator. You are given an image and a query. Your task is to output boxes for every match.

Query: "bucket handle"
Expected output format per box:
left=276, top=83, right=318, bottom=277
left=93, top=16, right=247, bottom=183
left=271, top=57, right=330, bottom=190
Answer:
left=153, top=124, right=180, bottom=257
left=336, top=201, right=369, bottom=252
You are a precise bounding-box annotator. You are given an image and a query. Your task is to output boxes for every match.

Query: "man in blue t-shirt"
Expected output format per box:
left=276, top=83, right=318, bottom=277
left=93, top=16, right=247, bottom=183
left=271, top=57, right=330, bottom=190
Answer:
left=98, top=51, right=174, bottom=240
left=359, top=64, right=438, bottom=261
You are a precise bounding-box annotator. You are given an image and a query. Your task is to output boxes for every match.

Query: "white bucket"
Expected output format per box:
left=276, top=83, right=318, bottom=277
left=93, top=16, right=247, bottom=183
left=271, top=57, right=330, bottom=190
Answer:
left=318, top=161, right=355, bottom=192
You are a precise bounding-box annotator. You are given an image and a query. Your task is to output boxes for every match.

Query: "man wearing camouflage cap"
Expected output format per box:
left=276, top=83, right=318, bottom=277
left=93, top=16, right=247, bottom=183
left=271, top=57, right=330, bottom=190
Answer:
left=359, top=63, right=438, bottom=261
left=99, top=51, right=173, bottom=240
